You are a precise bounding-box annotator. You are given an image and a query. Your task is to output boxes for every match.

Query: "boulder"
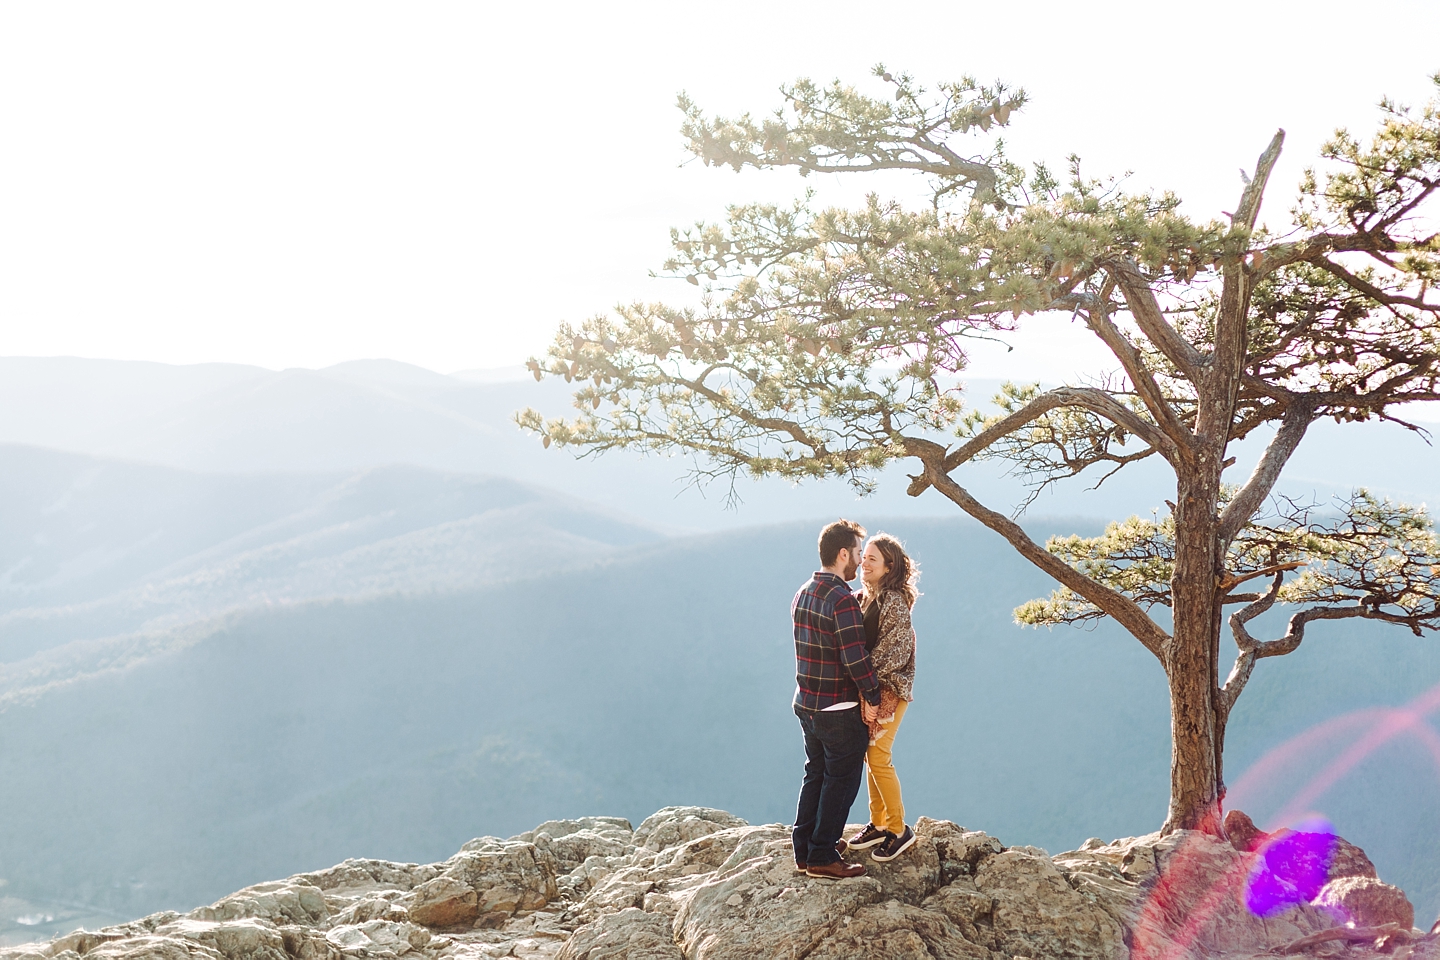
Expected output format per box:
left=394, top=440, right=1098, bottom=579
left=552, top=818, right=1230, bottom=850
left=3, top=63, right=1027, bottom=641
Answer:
left=513, top=817, right=634, bottom=845
left=914, top=818, right=1002, bottom=884
left=76, top=914, right=184, bottom=942
left=454, top=836, right=506, bottom=853
left=981, top=850, right=1124, bottom=960
left=570, top=824, right=792, bottom=924
left=276, top=926, right=340, bottom=960
left=651, top=824, right=789, bottom=880
left=1314, top=875, right=1415, bottom=930
left=673, top=839, right=885, bottom=960
left=408, top=841, right=558, bottom=929
left=568, top=867, right=656, bottom=924
left=556, top=908, right=681, bottom=960
left=81, top=936, right=225, bottom=960
left=404, top=877, right=477, bottom=929
left=1326, top=836, right=1380, bottom=883
left=0, top=929, right=182, bottom=960
left=1223, top=809, right=1268, bottom=853
left=1, top=807, right=1414, bottom=960
left=328, top=895, right=410, bottom=927
left=838, top=823, right=942, bottom=904
left=32, top=931, right=133, bottom=957
left=557, top=854, right=632, bottom=899
left=324, top=921, right=432, bottom=958
left=151, top=919, right=288, bottom=960
left=190, top=881, right=329, bottom=926
left=540, top=830, right=634, bottom=873
left=1057, top=829, right=1338, bottom=957
left=296, top=861, right=437, bottom=897
left=804, top=901, right=986, bottom=960
left=632, top=807, right=748, bottom=852
left=926, top=849, right=1126, bottom=960
left=1224, top=810, right=1378, bottom=884
left=918, top=877, right=992, bottom=945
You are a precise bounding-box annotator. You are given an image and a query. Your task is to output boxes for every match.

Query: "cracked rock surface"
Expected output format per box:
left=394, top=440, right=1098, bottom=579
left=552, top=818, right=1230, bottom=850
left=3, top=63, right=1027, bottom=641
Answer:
left=3, top=806, right=1432, bottom=960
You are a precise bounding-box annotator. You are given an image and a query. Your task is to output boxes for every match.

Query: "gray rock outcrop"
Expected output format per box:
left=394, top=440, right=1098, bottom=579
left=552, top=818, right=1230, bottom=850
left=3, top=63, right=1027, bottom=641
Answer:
left=3, top=807, right=1432, bottom=960
left=1314, top=875, right=1416, bottom=930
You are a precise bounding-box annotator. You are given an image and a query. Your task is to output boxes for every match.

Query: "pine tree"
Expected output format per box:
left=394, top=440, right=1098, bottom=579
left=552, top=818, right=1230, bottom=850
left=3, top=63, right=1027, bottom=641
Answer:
left=518, top=68, right=1440, bottom=833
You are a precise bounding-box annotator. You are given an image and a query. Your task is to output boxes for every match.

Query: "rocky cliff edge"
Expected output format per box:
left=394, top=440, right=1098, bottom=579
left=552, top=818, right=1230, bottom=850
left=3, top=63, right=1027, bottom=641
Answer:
left=1, top=807, right=1430, bottom=960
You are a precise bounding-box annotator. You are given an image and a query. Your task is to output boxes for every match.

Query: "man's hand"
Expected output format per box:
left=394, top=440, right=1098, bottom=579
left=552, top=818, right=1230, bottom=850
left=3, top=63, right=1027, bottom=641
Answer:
left=861, top=700, right=878, bottom=723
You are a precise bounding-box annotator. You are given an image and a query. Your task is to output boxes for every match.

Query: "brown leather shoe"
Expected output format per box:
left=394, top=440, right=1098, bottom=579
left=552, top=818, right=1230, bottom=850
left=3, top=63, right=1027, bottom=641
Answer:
left=797, top=840, right=847, bottom=870
left=806, top=860, right=867, bottom=880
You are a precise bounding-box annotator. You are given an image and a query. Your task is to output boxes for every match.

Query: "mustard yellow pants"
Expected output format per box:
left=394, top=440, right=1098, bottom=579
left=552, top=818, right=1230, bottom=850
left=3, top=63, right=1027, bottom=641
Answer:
left=866, top=698, right=909, bottom=834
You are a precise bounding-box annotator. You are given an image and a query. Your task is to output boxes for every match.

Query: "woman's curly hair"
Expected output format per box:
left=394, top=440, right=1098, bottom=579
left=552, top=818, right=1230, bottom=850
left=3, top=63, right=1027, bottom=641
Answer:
left=858, top=532, right=920, bottom=609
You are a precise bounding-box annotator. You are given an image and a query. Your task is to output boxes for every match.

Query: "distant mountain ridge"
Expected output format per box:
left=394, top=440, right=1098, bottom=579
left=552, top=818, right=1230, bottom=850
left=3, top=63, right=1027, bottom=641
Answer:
left=0, top=445, right=664, bottom=668
left=4, top=356, right=1438, bottom=530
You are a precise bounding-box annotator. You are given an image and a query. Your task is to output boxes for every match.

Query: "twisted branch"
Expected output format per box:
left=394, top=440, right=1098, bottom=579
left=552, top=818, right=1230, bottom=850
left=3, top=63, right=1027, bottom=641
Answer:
left=912, top=444, right=1170, bottom=661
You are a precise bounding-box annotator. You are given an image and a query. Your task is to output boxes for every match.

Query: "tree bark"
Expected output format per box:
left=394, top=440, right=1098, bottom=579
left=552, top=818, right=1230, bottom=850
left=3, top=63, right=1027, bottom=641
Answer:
left=1159, top=141, right=1282, bottom=834
left=1163, top=470, right=1226, bottom=834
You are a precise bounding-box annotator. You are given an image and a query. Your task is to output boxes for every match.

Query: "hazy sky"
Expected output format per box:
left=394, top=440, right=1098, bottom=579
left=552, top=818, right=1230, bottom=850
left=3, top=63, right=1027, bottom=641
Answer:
left=2, top=2, right=1438, bottom=381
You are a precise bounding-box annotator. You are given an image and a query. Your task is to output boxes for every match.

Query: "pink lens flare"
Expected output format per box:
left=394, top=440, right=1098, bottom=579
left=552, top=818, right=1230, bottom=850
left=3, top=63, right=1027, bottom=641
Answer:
left=1226, top=708, right=1396, bottom=809
left=1227, top=680, right=1440, bottom=830
left=1130, top=823, right=1339, bottom=959
left=1129, top=831, right=1257, bottom=960
left=1127, top=680, right=1440, bottom=958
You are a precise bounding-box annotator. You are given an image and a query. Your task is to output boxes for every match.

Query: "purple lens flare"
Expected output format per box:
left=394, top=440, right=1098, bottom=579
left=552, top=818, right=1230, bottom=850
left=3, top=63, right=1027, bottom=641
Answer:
left=1243, top=818, right=1336, bottom=917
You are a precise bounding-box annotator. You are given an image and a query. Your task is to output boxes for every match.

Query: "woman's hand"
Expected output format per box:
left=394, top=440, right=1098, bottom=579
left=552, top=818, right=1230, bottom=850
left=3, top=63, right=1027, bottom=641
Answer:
left=861, top=699, right=878, bottom=723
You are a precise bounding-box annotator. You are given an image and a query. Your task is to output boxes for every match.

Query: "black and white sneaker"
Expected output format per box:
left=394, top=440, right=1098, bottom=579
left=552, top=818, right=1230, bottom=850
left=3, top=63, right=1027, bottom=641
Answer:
left=846, top=823, right=888, bottom=850
left=871, top=825, right=916, bottom=862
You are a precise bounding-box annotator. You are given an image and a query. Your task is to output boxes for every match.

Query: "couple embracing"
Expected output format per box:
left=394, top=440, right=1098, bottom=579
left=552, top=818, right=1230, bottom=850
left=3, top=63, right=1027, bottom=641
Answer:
left=792, top=519, right=919, bottom=880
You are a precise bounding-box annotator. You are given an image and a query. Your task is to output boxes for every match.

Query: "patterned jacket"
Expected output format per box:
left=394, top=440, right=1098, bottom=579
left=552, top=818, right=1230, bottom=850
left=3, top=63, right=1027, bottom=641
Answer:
left=792, top=572, right=881, bottom=711
left=863, top=589, right=916, bottom=702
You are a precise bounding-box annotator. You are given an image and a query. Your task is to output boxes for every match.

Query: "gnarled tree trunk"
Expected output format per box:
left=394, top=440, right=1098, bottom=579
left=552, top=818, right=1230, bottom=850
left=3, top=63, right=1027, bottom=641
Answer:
left=1163, top=472, right=1226, bottom=834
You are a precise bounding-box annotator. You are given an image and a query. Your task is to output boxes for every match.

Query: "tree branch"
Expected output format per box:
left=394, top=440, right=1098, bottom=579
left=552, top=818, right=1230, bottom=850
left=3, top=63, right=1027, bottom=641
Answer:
left=1250, top=228, right=1409, bottom=282
left=1217, top=560, right=1306, bottom=592
left=1081, top=295, right=1195, bottom=453
left=1211, top=131, right=1286, bottom=412
left=1223, top=572, right=1283, bottom=714
left=902, top=385, right=1176, bottom=498
left=1224, top=586, right=1372, bottom=715
left=770, top=153, right=997, bottom=189
left=673, top=371, right=829, bottom=451
left=1217, top=398, right=1319, bottom=544
left=947, top=386, right=1175, bottom=471
left=1236, top=130, right=1287, bottom=233
left=1107, top=259, right=1209, bottom=379
left=1314, top=256, right=1440, bottom=312
left=916, top=452, right=1171, bottom=661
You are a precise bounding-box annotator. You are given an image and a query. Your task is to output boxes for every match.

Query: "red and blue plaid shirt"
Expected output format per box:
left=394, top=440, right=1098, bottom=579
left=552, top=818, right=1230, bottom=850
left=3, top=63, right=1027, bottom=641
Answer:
left=792, top=572, right=881, bottom=711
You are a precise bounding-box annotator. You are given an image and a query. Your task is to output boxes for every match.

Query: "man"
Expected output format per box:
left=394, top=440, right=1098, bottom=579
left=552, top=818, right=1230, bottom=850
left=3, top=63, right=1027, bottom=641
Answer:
left=791, top=519, right=882, bottom=880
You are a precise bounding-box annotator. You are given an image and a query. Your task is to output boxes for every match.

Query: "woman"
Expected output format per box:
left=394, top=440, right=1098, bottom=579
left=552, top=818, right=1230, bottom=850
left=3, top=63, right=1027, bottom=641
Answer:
left=847, top=532, right=919, bottom=862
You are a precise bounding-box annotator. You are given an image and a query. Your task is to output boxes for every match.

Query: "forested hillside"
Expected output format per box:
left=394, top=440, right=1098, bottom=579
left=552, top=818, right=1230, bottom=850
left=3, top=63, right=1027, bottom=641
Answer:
left=2, top=357, right=1439, bottom=944
left=3, top=516, right=1438, bottom=937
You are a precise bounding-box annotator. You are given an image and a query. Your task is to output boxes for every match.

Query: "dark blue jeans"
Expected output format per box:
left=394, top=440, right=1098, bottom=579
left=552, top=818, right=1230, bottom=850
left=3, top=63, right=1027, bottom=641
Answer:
left=792, top=703, right=869, bottom=866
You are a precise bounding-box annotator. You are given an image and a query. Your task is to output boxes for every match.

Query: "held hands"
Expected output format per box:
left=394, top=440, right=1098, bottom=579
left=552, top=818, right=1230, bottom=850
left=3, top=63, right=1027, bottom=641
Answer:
left=861, top=699, right=878, bottom=723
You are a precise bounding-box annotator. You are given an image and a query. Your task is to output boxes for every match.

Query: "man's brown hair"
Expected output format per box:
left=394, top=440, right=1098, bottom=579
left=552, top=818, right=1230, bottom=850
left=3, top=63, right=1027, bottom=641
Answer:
left=818, top=519, right=866, bottom=567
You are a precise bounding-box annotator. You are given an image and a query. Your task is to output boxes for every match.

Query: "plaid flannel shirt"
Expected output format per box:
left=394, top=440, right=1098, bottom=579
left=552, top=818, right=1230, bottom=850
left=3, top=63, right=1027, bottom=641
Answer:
left=792, top=572, right=881, bottom=711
